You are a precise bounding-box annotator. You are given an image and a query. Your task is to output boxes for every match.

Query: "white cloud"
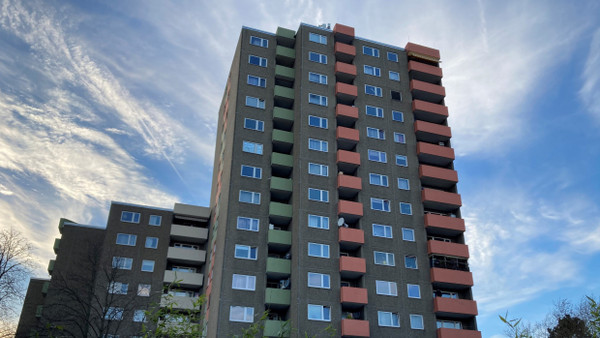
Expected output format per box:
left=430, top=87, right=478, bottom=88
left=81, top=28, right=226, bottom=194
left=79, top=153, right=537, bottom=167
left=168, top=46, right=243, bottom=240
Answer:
left=579, top=27, right=600, bottom=121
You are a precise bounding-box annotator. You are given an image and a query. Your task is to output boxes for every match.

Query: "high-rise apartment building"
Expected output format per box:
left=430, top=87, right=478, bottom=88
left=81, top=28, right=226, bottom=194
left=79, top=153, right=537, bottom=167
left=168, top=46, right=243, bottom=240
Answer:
left=17, top=23, right=479, bottom=338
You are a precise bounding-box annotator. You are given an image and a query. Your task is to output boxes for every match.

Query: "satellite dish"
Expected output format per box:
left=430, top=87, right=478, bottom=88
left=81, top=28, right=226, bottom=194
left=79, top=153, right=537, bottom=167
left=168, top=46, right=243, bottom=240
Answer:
left=338, top=218, right=345, bottom=227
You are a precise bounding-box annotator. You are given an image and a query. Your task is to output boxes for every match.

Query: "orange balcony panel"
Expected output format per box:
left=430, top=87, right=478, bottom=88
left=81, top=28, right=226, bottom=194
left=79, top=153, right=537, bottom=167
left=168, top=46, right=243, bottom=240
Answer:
left=405, top=42, right=441, bottom=61
left=341, top=319, right=370, bottom=337
left=417, top=142, right=455, bottom=166
left=337, top=150, right=361, bottom=166
left=338, top=200, right=363, bottom=218
left=338, top=175, right=362, bottom=191
left=339, top=227, right=365, bottom=246
left=336, top=104, right=359, bottom=121
left=340, top=286, right=368, bottom=305
left=419, top=164, right=458, bottom=189
left=411, top=79, right=446, bottom=103
left=437, top=328, right=482, bottom=338
left=336, top=82, right=358, bottom=103
left=434, top=297, right=478, bottom=317
left=424, top=214, right=465, bottom=234
left=335, top=61, right=357, bottom=77
left=414, top=120, right=452, bottom=144
left=337, top=126, right=359, bottom=142
left=431, top=267, right=473, bottom=287
left=428, top=240, right=469, bottom=259
left=339, top=256, right=366, bottom=276
left=333, top=23, right=355, bottom=39
left=335, top=42, right=356, bottom=63
left=408, top=60, right=443, bottom=78
left=412, top=100, right=448, bottom=124
left=422, top=188, right=462, bottom=211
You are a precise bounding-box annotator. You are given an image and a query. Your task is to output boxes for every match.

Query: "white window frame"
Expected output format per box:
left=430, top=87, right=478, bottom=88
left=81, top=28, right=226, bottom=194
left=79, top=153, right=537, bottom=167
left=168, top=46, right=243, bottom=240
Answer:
left=405, top=255, right=418, bottom=269
left=250, top=36, right=268, bottom=47
left=308, top=72, right=327, bottom=84
left=372, top=223, right=393, bottom=238
left=247, top=75, right=266, bottom=87
left=308, top=188, right=329, bottom=203
left=243, top=118, right=264, bottom=132
left=366, top=127, right=385, bottom=140
left=378, top=311, right=400, bottom=327
left=234, top=244, right=258, bottom=260
left=369, top=173, right=389, bottom=187
left=374, top=251, right=395, bottom=266
left=308, top=214, right=329, bottom=230
left=308, top=93, right=328, bottom=106
left=137, top=284, right=151, bottom=296
left=145, top=237, right=158, bottom=249
left=363, top=46, right=380, bottom=57
left=237, top=216, right=259, bottom=232
left=141, top=260, right=155, bottom=272
left=398, top=178, right=410, bottom=190
left=309, top=32, right=327, bottom=44
left=387, top=51, right=399, bottom=62
left=308, top=115, right=328, bottom=129
left=375, top=280, right=398, bottom=296
left=402, top=228, right=415, bottom=241
left=394, top=132, right=406, bottom=144
left=368, top=149, right=387, bottom=163
left=308, top=138, right=328, bottom=152
left=116, top=233, right=137, bottom=246
left=307, top=304, right=331, bottom=322
left=108, top=282, right=128, bottom=295
left=389, top=71, right=400, bottom=81
left=400, top=202, right=413, bottom=215
left=365, top=84, right=383, bottom=97
left=241, top=165, right=262, bottom=179
left=229, top=306, right=254, bottom=323
left=308, top=51, right=327, bottom=64
left=410, top=314, right=425, bottom=330
left=133, top=309, right=147, bottom=323
left=120, top=211, right=140, bottom=224
left=112, top=257, right=132, bottom=270
left=308, top=242, right=330, bottom=258
left=242, top=141, right=263, bottom=155
left=239, top=190, right=261, bottom=204
left=245, top=96, right=265, bottom=109
left=248, top=55, right=267, bottom=67
left=149, top=215, right=161, bottom=226
left=366, top=105, right=384, bottom=118
left=371, top=198, right=391, bottom=212
left=232, top=274, right=256, bottom=291
left=364, top=65, right=381, bottom=77
left=308, top=163, right=328, bottom=177
left=308, top=272, right=330, bottom=289
left=395, top=155, right=408, bottom=167
left=407, top=284, right=421, bottom=299
left=392, top=110, right=404, bottom=122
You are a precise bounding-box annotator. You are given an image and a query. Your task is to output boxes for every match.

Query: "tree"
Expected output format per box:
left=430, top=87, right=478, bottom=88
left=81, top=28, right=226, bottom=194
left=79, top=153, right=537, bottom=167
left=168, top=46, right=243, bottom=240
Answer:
left=0, top=227, right=34, bottom=322
left=547, top=314, right=591, bottom=338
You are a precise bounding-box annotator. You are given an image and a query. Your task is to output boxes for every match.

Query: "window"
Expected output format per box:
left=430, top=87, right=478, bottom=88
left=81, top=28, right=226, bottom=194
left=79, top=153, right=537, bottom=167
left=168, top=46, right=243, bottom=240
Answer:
left=121, top=211, right=140, bottom=223
left=400, top=202, right=413, bottom=215
left=374, top=251, right=395, bottom=266
left=108, top=282, right=128, bottom=295
left=149, top=215, right=161, bottom=226
left=395, top=155, right=408, bottom=167
left=308, top=188, right=329, bottom=202
left=244, top=118, right=264, bottom=132
left=141, top=260, right=155, bottom=272
left=437, top=320, right=463, bottom=329
left=387, top=51, right=399, bottom=62
left=394, top=132, right=406, bottom=144
left=245, top=96, right=265, bottom=109
left=376, top=280, right=398, bottom=296
left=308, top=304, right=331, bottom=321
left=308, top=163, right=328, bottom=177
left=309, top=32, right=327, bottom=44
left=391, top=90, right=402, bottom=101
left=235, top=245, right=257, bottom=260
left=398, top=178, right=410, bottom=190
left=308, top=272, right=330, bottom=289
left=112, top=257, right=132, bottom=270
left=369, top=173, right=389, bottom=187
left=250, top=36, right=268, bottom=47
left=172, top=266, right=196, bottom=273
left=372, top=224, right=392, bottom=238
left=105, top=307, right=124, bottom=321
left=371, top=198, right=391, bottom=212
left=242, top=141, right=263, bottom=154
left=308, top=115, right=328, bottom=129
left=308, top=72, right=327, bottom=84
left=364, top=65, right=381, bottom=77
left=308, top=214, right=329, bottom=230
left=308, top=138, right=328, bottom=152
left=308, top=51, right=327, bottom=64
left=133, top=310, right=147, bottom=323
left=378, top=311, right=400, bottom=327
left=407, top=284, right=421, bottom=299
left=145, top=237, right=158, bottom=249
left=232, top=274, right=256, bottom=291
left=308, top=93, right=328, bottom=106
left=248, top=55, right=267, bottom=67
left=366, top=105, right=384, bottom=118
left=239, top=190, right=260, bottom=204
left=241, top=165, right=262, bottom=179
left=116, top=233, right=137, bottom=246
left=237, top=216, right=259, bottom=232
left=367, top=127, right=385, bottom=140
left=410, top=314, right=425, bottom=330
left=247, top=75, right=266, bottom=87
left=137, top=284, right=151, bottom=297
left=308, top=243, right=330, bottom=258
left=405, top=255, right=418, bottom=269
left=402, top=228, right=415, bottom=241
left=392, top=110, right=404, bottom=122
left=368, top=149, right=387, bottom=163
left=365, top=84, right=383, bottom=97
left=363, top=46, right=380, bottom=57
left=389, top=71, right=400, bottom=81
left=230, top=306, right=254, bottom=322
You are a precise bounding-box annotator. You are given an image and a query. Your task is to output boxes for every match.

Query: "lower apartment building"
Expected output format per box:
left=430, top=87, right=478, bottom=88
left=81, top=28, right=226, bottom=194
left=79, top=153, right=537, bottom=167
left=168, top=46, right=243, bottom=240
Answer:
left=18, top=22, right=480, bottom=338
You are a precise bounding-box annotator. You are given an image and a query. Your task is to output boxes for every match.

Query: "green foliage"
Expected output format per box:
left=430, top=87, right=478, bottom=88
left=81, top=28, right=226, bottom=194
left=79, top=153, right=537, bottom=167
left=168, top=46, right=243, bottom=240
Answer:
left=547, top=314, right=591, bottom=338
left=499, top=312, right=532, bottom=338
left=588, top=296, right=600, bottom=338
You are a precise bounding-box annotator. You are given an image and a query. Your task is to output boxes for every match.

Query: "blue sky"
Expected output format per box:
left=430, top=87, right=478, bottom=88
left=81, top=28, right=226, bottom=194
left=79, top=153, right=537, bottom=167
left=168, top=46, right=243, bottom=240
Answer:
left=1, top=0, right=599, bottom=335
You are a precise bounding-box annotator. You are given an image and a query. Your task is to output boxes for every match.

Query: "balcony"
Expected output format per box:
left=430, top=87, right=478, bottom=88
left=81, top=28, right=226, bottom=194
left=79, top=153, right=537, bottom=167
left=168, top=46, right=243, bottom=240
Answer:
left=336, top=126, right=359, bottom=150
left=338, top=174, right=362, bottom=199
left=417, top=142, right=455, bottom=167
left=335, top=61, right=357, bottom=84
left=275, top=65, right=295, bottom=82
left=335, top=42, right=356, bottom=63
left=167, top=247, right=206, bottom=265
left=170, top=224, right=208, bottom=244
left=47, top=259, right=55, bottom=276
left=424, top=213, right=465, bottom=236
left=336, top=104, right=359, bottom=127
left=338, top=200, right=363, bottom=222
left=271, top=152, right=293, bottom=177
left=337, top=150, right=360, bottom=173
left=163, top=270, right=204, bottom=288
left=53, top=238, right=60, bottom=254
left=414, top=120, right=451, bottom=144
left=340, top=286, right=368, bottom=306
left=333, top=23, right=355, bottom=44
left=265, top=288, right=291, bottom=309
left=338, top=227, right=364, bottom=250
left=341, top=318, right=370, bottom=337
left=339, top=256, right=366, bottom=279
left=336, top=83, right=358, bottom=104
left=270, top=177, right=293, bottom=201
left=420, top=165, right=458, bottom=189
left=405, top=42, right=440, bottom=62
left=161, top=295, right=199, bottom=310
left=422, top=188, right=462, bottom=212
left=434, top=297, right=478, bottom=317
left=274, top=85, right=294, bottom=109
left=412, top=100, right=449, bottom=124
left=268, top=229, right=292, bottom=251
left=275, top=45, right=295, bottom=67
left=272, top=129, right=294, bottom=153
left=269, top=202, right=292, bottom=225
left=266, top=257, right=291, bottom=279
left=276, top=27, right=295, bottom=47
left=408, top=60, right=443, bottom=83
left=430, top=267, right=473, bottom=288
left=273, top=107, right=294, bottom=130
left=410, top=79, right=446, bottom=104
left=264, top=320, right=290, bottom=337
left=437, top=328, right=482, bottom=338
left=428, top=240, right=470, bottom=259
left=42, top=281, right=49, bottom=294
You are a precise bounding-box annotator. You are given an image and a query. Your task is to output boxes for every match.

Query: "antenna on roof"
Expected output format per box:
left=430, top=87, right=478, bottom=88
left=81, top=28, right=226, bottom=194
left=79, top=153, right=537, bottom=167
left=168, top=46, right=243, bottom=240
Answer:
left=318, top=23, right=331, bottom=30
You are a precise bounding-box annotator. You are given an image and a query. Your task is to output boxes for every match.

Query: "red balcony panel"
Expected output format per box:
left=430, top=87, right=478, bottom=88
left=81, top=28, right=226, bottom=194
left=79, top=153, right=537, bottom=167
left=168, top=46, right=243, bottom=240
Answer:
left=428, top=240, right=470, bottom=259
left=339, top=227, right=365, bottom=246
left=417, top=142, right=455, bottom=166
left=335, top=61, right=357, bottom=77
left=408, top=60, right=443, bottom=78
left=338, top=200, right=363, bottom=218
left=337, top=150, right=361, bottom=166
left=335, top=42, right=356, bottom=63
left=430, top=268, right=473, bottom=287
left=411, top=79, right=446, bottom=103
left=338, top=175, right=362, bottom=191
left=339, top=256, right=366, bottom=276
left=336, top=104, right=359, bottom=120
left=333, top=23, right=355, bottom=41
left=337, top=126, right=360, bottom=142
left=414, top=120, right=452, bottom=144
left=412, top=100, right=449, bottom=124
left=422, top=188, right=462, bottom=211
left=336, top=82, right=358, bottom=103
left=420, top=164, right=458, bottom=189
left=437, top=328, right=482, bottom=338
left=434, top=297, right=478, bottom=317
left=405, top=42, right=441, bottom=61
left=341, top=319, right=370, bottom=337
left=340, top=286, right=368, bottom=305
left=424, top=214, right=465, bottom=234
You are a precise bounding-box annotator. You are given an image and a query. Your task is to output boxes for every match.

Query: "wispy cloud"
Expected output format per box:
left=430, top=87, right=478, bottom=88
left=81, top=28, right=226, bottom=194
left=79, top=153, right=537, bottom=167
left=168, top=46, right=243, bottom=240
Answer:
left=579, top=27, right=600, bottom=122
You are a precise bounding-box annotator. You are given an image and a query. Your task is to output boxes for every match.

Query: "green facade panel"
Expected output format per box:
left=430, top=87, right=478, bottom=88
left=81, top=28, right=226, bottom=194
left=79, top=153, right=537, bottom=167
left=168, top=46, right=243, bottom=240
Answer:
left=265, top=288, right=291, bottom=306
left=269, top=202, right=293, bottom=218
left=276, top=45, right=295, bottom=61
left=275, top=65, right=295, bottom=81
left=53, top=238, right=60, bottom=254
left=263, top=320, right=291, bottom=337
left=276, top=27, right=296, bottom=40
left=271, top=152, right=293, bottom=168
left=267, top=229, right=292, bottom=246
left=272, top=129, right=294, bottom=145
left=273, top=107, right=294, bottom=122
left=266, top=257, right=291, bottom=276
left=274, top=85, right=295, bottom=100
left=270, top=177, right=293, bottom=192
left=42, top=281, right=50, bottom=294
left=47, top=259, right=55, bottom=275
